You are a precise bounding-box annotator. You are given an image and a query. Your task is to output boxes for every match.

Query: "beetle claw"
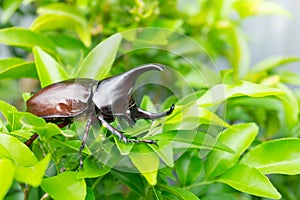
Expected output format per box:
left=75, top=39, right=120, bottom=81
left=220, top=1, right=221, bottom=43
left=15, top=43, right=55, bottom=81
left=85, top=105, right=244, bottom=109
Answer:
left=125, top=137, right=157, bottom=145
left=119, top=135, right=128, bottom=143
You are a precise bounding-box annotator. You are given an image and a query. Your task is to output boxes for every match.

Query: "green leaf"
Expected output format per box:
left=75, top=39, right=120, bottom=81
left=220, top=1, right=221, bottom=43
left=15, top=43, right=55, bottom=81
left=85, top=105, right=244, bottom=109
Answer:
left=251, top=56, right=300, bottom=73
left=33, top=46, right=68, bottom=87
left=0, top=133, right=38, bottom=166
left=0, top=27, right=56, bottom=54
left=154, top=131, right=234, bottom=153
left=0, top=58, right=36, bottom=79
left=234, top=0, right=291, bottom=18
left=9, top=130, right=33, bottom=140
left=31, top=14, right=91, bottom=47
left=111, top=170, right=146, bottom=197
left=1, top=0, right=22, bottom=23
left=165, top=105, right=229, bottom=130
left=51, top=139, right=91, bottom=156
left=277, top=84, right=299, bottom=129
left=227, top=26, right=250, bottom=80
left=175, top=151, right=202, bottom=187
left=241, top=138, right=300, bottom=175
left=15, top=154, right=51, bottom=187
left=160, top=185, right=200, bottom=200
left=205, top=123, right=258, bottom=179
left=202, top=193, right=238, bottom=200
left=114, top=137, right=134, bottom=155
left=77, top=157, right=110, bottom=179
left=279, top=70, right=300, bottom=85
left=47, top=34, right=87, bottom=69
left=36, top=3, right=90, bottom=46
left=76, top=33, right=122, bottom=79
left=129, top=144, right=159, bottom=185
left=34, top=123, right=76, bottom=138
left=0, top=99, right=18, bottom=129
left=12, top=111, right=46, bottom=130
left=85, top=187, right=95, bottom=200
left=0, top=159, right=15, bottom=199
left=197, top=81, right=285, bottom=107
left=150, top=141, right=174, bottom=167
left=217, top=164, right=281, bottom=199
left=41, top=172, right=86, bottom=200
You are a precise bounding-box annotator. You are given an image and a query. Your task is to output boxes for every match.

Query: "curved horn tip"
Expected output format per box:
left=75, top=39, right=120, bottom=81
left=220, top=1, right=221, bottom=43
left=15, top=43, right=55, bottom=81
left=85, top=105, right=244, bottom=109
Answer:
left=142, top=63, right=166, bottom=71
left=167, top=103, right=175, bottom=115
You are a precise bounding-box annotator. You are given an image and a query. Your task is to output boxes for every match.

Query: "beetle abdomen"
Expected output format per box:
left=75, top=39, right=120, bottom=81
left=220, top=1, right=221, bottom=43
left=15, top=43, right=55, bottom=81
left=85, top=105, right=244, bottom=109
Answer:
left=27, top=79, right=97, bottom=118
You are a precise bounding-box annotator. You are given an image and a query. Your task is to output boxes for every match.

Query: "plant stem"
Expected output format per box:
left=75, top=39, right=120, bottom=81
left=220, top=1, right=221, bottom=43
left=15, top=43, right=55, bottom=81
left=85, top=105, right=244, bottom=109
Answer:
left=21, top=184, right=31, bottom=200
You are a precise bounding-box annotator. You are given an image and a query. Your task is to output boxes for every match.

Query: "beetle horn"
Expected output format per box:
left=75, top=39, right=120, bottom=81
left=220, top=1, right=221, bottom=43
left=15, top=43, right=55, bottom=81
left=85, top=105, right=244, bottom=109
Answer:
left=93, top=63, right=167, bottom=115
left=120, top=63, right=164, bottom=86
left=114, top=63, right=165, bottom=100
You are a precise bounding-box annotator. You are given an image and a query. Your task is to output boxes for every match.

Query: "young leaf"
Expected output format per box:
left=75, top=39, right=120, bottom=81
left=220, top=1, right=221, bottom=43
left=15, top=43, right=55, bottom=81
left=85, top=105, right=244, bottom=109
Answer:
left=241, top=138, right=300, bottom=175
left=205, top=123, right=258, bottom=179
left=165, top=105, right=229, bottom=131
left=33, top=46, right=68, bottom=87
left=217, top=164, right=281, bottom=199
left=114, top=137, right=134, bottom=156
left=0, top=99, right=18, bottom=129
left=129, top=144, right=159, bottom=185
left=77, top=157, right=111, bottom=179
left=13, top=111, right=46, bottom=129
left=76, top=33, right=122, bottom=79
left=0, top=159, right=15, bottom=199
left=227, top=26, right=250, bottom=80
left=234, top=0, right=291, bottom=18
left=197, top=81, right=285, bottom=107
left=0, top=133, right=38, bottom=166
left=0, top=58, right=36, bottom=79
left=251, top=56, right=300, bottom=73
left=15, top=154, right=51, bottom=187
left=0, top=27, right=56, bottom=54
left=41, top=172, right=86, bottom=200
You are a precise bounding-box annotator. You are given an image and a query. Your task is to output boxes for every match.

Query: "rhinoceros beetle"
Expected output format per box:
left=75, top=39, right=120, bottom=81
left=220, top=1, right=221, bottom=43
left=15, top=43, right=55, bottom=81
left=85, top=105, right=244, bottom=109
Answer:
left=26, top=64, right=174, bottom=166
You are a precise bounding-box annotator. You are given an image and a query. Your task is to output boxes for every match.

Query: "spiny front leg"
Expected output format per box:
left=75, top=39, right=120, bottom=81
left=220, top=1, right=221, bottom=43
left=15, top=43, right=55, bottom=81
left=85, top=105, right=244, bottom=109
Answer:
left=79, top=117, right=92, bottom=168
left=97, top=114, right=156, bottom=144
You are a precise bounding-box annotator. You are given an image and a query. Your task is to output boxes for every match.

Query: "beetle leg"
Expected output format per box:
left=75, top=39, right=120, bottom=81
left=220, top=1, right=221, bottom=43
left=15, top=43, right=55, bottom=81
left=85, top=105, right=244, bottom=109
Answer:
left=97, top=114, right=157, bottom=144
left=98, top=114, right=128, bottom=142
left=79, top=118, right=92, bottom=168
left=132, top=104, right=175, bottom=120
left=25, top=133, right=39, bottom=146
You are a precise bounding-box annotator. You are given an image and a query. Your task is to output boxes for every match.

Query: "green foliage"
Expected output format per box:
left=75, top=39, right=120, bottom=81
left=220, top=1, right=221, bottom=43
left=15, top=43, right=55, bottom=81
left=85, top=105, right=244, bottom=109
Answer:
left=41, top=172, right=87, bottom=200
left=0, top=0, right=299, bottom=199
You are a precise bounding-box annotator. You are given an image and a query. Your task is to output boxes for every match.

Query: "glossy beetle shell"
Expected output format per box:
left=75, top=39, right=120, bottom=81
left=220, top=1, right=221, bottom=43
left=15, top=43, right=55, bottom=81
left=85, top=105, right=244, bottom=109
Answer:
left=26, top=79, right=98, bottom=118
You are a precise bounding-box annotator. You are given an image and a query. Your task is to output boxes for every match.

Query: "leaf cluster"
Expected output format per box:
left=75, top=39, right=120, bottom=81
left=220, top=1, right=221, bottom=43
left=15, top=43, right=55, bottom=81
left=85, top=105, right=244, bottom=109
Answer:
left=1, top=0, right=300, bottom=200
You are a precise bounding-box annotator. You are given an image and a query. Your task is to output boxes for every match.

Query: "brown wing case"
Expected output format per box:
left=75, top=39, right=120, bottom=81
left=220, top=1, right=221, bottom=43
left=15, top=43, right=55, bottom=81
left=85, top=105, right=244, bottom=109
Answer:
left=26, top=79, right=97, bottom=118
